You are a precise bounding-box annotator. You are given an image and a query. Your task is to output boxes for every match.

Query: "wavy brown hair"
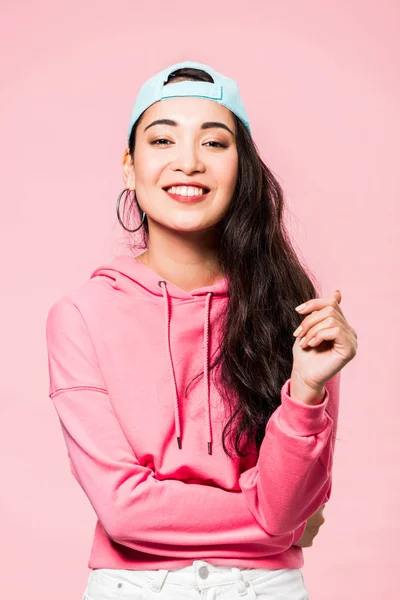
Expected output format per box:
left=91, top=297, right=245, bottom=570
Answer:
left=123, top=67, right=328, bottom=458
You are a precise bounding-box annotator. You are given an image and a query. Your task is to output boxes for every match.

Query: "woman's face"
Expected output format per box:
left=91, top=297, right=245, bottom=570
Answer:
left=123, top=96, right=238, bottom=233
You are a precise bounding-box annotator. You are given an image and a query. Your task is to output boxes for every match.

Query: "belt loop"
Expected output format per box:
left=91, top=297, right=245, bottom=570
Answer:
left=231, top=567, right=249, bottom=595
left=149, top=569, right=169, bottom=592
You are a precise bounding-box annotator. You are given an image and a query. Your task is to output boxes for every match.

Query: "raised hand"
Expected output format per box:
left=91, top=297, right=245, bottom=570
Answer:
left=291, top=290, right=357, bottom=396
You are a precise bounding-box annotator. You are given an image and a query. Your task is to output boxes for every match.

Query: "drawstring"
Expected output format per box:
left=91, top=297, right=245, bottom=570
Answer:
left=203, top=290, right=213, bottom=455
left=158, top=280, right=214, bottom=455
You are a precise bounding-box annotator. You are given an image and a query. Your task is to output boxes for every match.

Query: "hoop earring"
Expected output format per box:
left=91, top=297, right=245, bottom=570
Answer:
left=116, top=188, right=146, bottom=232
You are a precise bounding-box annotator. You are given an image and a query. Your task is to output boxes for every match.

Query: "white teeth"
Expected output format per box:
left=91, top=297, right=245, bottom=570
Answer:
left=166, top=186, right=207, bottom=196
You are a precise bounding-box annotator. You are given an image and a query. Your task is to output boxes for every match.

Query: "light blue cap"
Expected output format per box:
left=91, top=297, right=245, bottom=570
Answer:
left=126, top=60, right=251, bottom=144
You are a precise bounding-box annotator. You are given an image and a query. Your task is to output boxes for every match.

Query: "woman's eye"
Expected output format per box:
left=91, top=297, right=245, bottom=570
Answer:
left=151, top=139, right=171, bottom=145
left=150, top=139, right=227, bottom=148
left=205, top=141, right=228, bottom=148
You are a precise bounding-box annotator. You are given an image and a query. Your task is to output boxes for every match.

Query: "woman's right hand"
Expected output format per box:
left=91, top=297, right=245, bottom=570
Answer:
left=294, top=505, right=326, bottom=547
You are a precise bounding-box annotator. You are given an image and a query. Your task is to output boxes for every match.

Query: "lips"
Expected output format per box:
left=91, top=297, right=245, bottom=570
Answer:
left=163, top=188, right=210, bottom=203
left=162, top=185, right=210, bottom=193
left=163, top=181, right=210, bottom=192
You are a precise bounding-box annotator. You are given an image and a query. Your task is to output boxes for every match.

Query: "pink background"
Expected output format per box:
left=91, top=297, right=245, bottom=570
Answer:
left=1, top=1, right=398, bottom=598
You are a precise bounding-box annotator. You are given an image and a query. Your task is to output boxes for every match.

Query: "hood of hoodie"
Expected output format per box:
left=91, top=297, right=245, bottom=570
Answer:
left=89, top=253, right=229, bottom=455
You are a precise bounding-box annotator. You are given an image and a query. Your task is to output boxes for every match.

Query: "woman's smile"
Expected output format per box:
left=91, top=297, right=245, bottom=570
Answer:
left=163, top=187, right=211, bottom=203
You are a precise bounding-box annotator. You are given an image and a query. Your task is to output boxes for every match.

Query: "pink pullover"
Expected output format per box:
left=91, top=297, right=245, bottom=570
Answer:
left=45, top=253, right=340, bottom=570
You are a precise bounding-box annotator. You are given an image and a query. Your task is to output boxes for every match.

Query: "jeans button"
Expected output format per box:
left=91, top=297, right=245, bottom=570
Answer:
left=199, top=566, right=209, bottom=579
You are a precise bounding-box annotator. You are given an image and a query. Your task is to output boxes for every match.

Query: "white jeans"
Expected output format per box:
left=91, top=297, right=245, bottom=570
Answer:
left=82, top=560, right=309, bottom=599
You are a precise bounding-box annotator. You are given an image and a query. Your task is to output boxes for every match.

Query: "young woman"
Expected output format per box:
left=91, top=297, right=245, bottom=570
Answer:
left=45, top=60, right=357, bottom=600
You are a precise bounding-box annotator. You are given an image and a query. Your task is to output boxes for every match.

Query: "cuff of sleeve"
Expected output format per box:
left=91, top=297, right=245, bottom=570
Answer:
left=278, top=378, right=330, bottom=436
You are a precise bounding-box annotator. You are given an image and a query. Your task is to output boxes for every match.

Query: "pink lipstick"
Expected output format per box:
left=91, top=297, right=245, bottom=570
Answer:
left=163, top=189, right=210, bottom=203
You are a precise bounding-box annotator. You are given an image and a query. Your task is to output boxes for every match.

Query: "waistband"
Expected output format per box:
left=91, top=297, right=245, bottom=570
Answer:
left=92, top=560, right=296, bottom=593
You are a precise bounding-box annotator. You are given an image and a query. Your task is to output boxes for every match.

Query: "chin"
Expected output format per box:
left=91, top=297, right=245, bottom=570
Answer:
left=164, top=218, right=214, bottom=232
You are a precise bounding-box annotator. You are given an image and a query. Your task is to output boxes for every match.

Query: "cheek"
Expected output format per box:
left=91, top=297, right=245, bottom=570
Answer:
left=134, top=150, right=164, bottom=181
left=216, top=168, right=238, bottom=200
left=216, top=156, right=238, bottom=192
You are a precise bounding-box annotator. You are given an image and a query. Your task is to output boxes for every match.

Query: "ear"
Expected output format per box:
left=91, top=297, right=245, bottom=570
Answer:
left=122, top=148, right=135, bottom=189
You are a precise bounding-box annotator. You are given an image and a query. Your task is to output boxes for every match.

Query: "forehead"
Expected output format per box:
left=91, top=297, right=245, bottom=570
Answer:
left=140, top=96, right=235, bottom=130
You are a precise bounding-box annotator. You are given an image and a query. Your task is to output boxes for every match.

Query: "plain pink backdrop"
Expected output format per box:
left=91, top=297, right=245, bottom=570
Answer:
left=1, top=1, right=398, bottom=598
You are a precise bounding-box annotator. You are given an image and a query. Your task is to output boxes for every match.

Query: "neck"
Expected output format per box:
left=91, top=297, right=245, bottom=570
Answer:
left=136, top=221, right=224, bottom=292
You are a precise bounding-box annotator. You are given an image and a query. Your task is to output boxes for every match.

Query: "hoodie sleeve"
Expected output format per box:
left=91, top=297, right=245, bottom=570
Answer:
left=239, top=370, right=341, bottom=536
left=45, top=297, right=297, bottom=555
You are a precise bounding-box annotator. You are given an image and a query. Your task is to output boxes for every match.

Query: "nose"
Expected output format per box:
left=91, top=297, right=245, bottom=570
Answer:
left=171, top=140, right=206, bottom=174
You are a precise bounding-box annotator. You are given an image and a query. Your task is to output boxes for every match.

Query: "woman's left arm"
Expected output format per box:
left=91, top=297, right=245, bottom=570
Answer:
left=239, top=290, right=357, bottom=536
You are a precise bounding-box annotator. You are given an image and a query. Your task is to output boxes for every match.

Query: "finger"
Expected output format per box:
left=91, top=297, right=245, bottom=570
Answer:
left=333, top=290, right=341, bottom=304
left=332, top=290, right=344, bottom=316
left=301, top=325, right=341, bottom=348
left=295, top=294, right=345, bottom=319
left=294, top=306, right=346, bottom=340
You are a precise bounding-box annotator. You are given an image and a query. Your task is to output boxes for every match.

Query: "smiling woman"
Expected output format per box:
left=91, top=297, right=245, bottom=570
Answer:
left=46, top=60, right=344, bottom=600
left=122, top=80, right=240, bottom=236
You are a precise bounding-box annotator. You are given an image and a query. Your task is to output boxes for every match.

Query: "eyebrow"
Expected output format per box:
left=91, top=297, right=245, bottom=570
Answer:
left=143, top=118, right=235, bottom=136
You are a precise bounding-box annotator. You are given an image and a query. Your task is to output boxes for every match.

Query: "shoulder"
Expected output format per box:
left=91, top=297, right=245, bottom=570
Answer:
left=46, top=273, right=115, bottom=330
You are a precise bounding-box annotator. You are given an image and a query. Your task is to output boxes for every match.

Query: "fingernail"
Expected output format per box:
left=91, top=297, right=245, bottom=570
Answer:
left=295, top=303, right=307, bottom=312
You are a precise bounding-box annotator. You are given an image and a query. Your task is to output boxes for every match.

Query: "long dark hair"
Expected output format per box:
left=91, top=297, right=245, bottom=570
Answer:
left=124, top=67, right=325, bottom=458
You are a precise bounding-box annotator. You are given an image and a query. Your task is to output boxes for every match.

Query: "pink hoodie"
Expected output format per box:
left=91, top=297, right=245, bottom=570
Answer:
left=45, top=253, right=340, bottom=570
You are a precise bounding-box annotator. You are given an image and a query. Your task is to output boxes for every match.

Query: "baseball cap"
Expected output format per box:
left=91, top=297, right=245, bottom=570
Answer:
left=126, top=60, right=251, bottom=144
